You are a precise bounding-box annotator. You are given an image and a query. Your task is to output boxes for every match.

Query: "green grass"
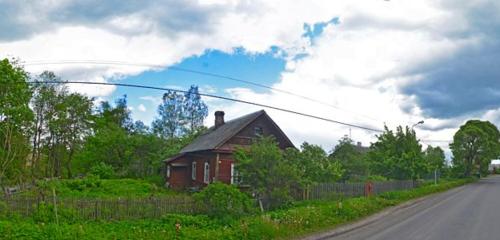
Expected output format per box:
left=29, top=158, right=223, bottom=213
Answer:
left=18, top=178, right=181, bottom=199
left=0, top=178, right=474, bottom=239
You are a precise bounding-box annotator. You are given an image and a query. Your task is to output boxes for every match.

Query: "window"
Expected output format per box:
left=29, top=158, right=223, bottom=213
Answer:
left=166, top=165, right=171, bottom=178
left=191, top=161, right=197, bottom=180
left=230, top=163, right=240, bottom=185
left=254, top=126, right=263, bottom=136
left=204, top=162, right=210, bottom=184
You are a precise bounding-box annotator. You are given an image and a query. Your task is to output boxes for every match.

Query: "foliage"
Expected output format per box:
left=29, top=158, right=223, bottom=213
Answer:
left=194, top=182, right=254, bottom=222
left=424, top=146, right=446, bottom=172
left=0, top=179, right=471, bottom=240
left=329, top=136, right=369, bottom=181
left=235, top=136, right=300, bottom=210
left=152, top=85, right=208, bottom=139
left=286, top=142, right=344, bottom=184
left=368, top=126, right=428, bottom=180
left=0, top=59, right=33, bottom=189
left=450, top=120, right=500, bottom=177
left=20, top=178, right=177, bottom=199
left=89, top=162, right=115, bottom=179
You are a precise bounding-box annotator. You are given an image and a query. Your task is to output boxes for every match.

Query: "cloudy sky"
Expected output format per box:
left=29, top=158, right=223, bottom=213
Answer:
left=2, top=0, right=500, bottom=157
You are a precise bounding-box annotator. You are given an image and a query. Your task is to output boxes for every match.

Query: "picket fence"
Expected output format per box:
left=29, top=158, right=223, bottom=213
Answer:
left=0, top=180, right=418, bottom=220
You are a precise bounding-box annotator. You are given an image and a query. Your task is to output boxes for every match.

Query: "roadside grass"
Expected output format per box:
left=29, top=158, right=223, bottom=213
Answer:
left=0, top=178, right=474, bottom=240
left=16, top=178, right=181, bottom=199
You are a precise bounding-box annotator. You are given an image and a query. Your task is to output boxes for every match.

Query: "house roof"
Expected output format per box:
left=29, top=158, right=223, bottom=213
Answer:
left=180, top=110, right=266, bottom=153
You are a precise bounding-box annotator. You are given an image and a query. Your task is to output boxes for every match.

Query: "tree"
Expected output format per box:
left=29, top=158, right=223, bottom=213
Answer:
left=424, top=146, right=446, bottom=173
left=450, top=120, right=500, bottom=177
left=234, top=137, right=299, bottom=209
left=0, top=59, right=33, bottom=190
left=285, top=142, right=343, bottom=184
left=152, top=91, right=186, bottom=139
left=184, top=85, right=208, bottom=133
left=330, top=136, right=369, bottom=181
left=368, top=126, right=428, bottom=180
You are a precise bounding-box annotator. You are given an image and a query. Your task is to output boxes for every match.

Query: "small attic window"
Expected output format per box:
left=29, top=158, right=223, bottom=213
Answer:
left=254, top=126, right=263, bottom=136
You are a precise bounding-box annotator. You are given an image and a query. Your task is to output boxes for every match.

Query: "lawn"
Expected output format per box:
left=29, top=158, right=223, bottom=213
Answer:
left=0, top=178, right=473, bottom=240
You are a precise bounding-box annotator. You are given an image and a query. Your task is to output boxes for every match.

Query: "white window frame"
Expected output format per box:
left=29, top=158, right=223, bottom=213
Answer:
left=166, top=165, right=171, bottom=178
left=191, top=161, right=197, bottom=180
left=204, top=162, right=210, bottom=184
left=231, top=163, right=239, bottom=185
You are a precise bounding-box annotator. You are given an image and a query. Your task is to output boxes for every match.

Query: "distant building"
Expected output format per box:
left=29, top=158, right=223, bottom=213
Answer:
left=489, top=159, right=500, bottom=172
left=354, top=141, right=370, bottom=154
left=164, top=110, right=294, bottom=190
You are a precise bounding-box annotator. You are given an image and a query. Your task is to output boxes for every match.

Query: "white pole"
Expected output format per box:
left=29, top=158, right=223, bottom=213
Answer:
left=434, top=169, right=437, bottom=185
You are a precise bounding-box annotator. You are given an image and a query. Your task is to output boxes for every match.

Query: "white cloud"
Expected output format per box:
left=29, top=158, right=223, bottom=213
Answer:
left=2, top=0, right=499, bottom=153
left=138, top=104, right=147, bottom=112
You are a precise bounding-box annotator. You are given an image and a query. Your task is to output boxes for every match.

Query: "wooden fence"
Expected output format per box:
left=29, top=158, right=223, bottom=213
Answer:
left=0, top=180, right=419, bottom=220
left=296, top=180, right=418, bottom=201
left=0, top=196, right=199, bottom=221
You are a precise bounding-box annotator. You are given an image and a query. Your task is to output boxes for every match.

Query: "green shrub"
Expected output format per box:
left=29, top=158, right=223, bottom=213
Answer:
left=194, top=182, right=255, bottom=222
left=90, top=162, right=115, bottom=179
left=64, top=175, right=102, bottom=192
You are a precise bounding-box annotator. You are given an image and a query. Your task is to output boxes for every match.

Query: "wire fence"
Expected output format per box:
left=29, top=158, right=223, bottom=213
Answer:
left=0, top=180, right=419, bottom=220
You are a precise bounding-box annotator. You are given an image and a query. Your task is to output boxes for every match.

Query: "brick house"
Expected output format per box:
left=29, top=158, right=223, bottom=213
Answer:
left=164, top=110, right=294, bottom=189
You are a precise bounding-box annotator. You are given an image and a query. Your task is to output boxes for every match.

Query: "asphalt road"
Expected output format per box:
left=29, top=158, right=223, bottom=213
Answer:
left=328, top=176, right=500, bottom=240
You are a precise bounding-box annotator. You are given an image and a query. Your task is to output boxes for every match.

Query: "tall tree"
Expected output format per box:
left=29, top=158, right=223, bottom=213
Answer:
left=424, top=146, right=446, bottom=173
left=450, top=120, right=500, bottom=177
left=152, top=91, right=186, bottom=139
left=368, top=126, right=428, bottom=180
left=330, top=136, right=369, bottom=181
left=285, top=142, right=343, bottom=184
left=184, top=85, right=208, bottom=133
left=0, top=59, right=33, bottom=190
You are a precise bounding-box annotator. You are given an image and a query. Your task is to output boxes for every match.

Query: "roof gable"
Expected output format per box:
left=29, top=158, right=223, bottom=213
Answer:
left=180, top=110, right=265, bottom=153
left=180, top=110, right=294, bottom=153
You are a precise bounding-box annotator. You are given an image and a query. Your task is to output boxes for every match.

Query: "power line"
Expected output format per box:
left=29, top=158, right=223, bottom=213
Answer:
left=23, top=60, right=385, bottom=124
left=25, top=80, right=385, bottom=133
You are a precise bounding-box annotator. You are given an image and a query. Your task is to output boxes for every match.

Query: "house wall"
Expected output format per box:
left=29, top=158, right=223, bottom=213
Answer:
left=166, top=156, right=190, bottom=190
left=166, top=113, right=294, bottom=189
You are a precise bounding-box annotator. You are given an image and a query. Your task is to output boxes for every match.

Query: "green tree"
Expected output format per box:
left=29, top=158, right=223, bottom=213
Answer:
left=183, top=85, right=208, bottom=133
left=0, top=59, right=33, bottom=190
left=152, top=91, right=186, bottom=139
left=330, top=136, right=369, bottom=181
left=424, top=146, right=446, bottom=173
left=368, top=126, right=427, bottom=180
left=234, top=136, right=299, bottom=209
left=285, top=142, right=343, bottom=184
left=450, top=120, right=500, bottom=177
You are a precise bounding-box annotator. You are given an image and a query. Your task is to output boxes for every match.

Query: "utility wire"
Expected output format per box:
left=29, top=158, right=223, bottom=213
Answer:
left=23, top=60, right=385, bottom=124
left=25, top=80, right=385, bottom=133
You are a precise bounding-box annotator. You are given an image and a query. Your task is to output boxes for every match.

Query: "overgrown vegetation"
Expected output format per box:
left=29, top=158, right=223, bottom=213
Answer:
left=18, top=178, right=177, bottom=199
left=0, top=59, right=208, bottom=190
left=0, top=178, right=473, bottom=239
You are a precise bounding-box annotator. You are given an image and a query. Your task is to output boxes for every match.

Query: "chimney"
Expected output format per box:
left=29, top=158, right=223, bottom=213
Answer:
left=214, top=111, right=225, bottom=128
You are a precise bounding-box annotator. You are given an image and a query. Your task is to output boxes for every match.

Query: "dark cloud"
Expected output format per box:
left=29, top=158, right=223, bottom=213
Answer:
left=400, top=1, right=500, bottom=119
left=0, top=0, right=224, bottom=41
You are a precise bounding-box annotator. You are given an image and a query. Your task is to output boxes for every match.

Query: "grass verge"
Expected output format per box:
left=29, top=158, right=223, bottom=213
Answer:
left=0, top=178, right=474, bottom=240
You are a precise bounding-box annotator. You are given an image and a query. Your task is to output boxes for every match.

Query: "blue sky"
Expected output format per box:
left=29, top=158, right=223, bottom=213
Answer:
left=108, top=48, right=286, bottom=124
left=2, top=0, right=500, bottom=154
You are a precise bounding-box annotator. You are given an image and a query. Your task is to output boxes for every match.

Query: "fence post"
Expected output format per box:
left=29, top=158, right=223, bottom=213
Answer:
left=364, top=181, right=373, bottom=197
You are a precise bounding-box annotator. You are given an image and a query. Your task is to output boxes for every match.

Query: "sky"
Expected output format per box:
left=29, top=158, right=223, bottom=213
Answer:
left=2, top=0, right=500, bottom=157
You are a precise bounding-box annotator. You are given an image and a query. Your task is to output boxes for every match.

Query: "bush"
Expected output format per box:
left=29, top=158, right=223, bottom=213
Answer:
left=90, top=162, right=115, bottom=179
left=64, top=175, right=102, bottom=192
left=194, top=182, right=255, bottom=222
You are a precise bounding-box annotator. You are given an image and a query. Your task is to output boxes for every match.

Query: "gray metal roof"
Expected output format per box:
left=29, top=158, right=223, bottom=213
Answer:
left=180, top=110, right=265, bottom=153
